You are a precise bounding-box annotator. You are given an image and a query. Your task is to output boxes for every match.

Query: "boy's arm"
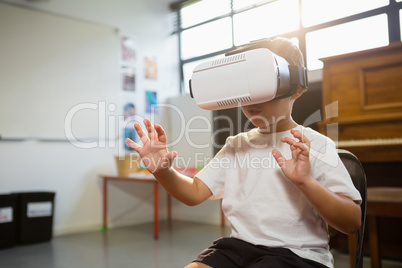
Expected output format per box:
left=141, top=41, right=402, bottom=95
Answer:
left=126, top=119, right=212, bottom=206
left=153, top=168, right=212, bottom=206
left=296, top=176, right=361, bottom=234
left=272, top=129, right=361, bottom=235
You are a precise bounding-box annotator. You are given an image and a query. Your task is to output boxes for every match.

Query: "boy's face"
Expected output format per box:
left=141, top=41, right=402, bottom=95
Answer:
left=240, top=86, right=305, bottom=133
left=241, top=97, right=293, bottom=132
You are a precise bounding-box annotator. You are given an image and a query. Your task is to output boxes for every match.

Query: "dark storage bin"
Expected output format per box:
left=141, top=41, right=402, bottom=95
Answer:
left=16, top=192, right=55, bottom=245
left=0, top=194, right=18, bottom=249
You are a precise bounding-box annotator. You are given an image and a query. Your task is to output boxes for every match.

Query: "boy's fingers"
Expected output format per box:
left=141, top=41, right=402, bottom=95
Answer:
left=281, top=136, right=309, bottom=152
left=155, top=124, right=167, bottom=143
left=144, top=119, right=156, bottom=141
left=294, top=142, right=309, bottom=152
left=272, top=149, right=286, bottom=170
left=134, top=123, right=149, bottom=145
left=166, top=151, right=177, bottom=162
left=291, top=129, right=311, bottom=147
left=280, top=138, right=309, bottom=160
left=280, top=137, right=297, bottom=146
left=125, top=138, right=141, bottom=152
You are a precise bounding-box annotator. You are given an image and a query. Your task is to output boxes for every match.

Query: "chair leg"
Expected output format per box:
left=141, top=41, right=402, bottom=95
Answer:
left=368, top=215, right=381, bottom=268
left=348, top=233, right=357, bottom=268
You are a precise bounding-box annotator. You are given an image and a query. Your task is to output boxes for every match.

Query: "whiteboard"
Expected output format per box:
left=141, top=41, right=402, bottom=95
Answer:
left=0, top=3, right=119, bottom=139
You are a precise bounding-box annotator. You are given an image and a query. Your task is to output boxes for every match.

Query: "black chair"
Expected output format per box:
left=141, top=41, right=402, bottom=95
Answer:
left=337, top=149, right=367, bottom=268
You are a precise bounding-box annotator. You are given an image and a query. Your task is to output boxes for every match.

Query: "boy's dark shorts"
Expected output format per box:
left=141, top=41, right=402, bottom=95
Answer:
left=192, top=237, right=329, bottom=268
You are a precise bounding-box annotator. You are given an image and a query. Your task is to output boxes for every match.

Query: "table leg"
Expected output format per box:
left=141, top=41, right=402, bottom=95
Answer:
left=154, top=182, right=159, bottom=239
left=102, top=178, right=108, bottom=231
left=167, top=194, right=172, bottom=221
left=220, top=199, right=225, bottom=227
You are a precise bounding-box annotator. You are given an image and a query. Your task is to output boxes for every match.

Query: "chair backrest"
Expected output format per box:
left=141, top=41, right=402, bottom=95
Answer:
left=337, top=149, right=367, bottom=268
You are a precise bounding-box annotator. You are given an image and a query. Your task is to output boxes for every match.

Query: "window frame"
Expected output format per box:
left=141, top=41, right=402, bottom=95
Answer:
left=170, top=0, right=402, bottom=93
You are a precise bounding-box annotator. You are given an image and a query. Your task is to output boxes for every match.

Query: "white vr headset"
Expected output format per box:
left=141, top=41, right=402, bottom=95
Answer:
left=189, top=39, right=308, bottom=110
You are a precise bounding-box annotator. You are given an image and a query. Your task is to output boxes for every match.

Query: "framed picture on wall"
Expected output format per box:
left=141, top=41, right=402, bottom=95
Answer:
left=122, top=102, right=139, bottom=151
left=121, top=35, right=136, bottom=65
left=121, top=66, right=136, bottom=92
left=145, top=91, right=157, bottom=114
left=144, top=56, right=157, bottom=80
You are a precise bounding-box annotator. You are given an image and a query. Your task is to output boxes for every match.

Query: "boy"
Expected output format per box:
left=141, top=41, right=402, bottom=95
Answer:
left=126, top=37, right=361, bottom=268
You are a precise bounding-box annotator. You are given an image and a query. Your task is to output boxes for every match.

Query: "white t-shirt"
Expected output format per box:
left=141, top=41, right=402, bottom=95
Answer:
left=196, top=125, right=362, bottom=268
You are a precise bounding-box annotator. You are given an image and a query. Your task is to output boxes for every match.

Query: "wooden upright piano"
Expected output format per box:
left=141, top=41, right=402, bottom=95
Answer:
left=319, top=42, right=402, bottom=257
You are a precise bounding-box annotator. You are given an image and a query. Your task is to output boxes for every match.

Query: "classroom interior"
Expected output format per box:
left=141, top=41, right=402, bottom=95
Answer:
left=0, top=0, right=402, bottom=267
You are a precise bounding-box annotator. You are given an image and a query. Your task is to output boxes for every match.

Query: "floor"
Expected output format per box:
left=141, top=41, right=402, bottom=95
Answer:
left=0, top=221, right=402, bottom=268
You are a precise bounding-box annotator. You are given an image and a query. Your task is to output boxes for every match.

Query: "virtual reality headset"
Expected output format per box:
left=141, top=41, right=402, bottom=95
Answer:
left=189, top=38, right=308, bottom=110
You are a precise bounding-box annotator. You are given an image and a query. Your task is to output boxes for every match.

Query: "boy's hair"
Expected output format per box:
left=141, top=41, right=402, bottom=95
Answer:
left=268, top=37, right=305, bottom=69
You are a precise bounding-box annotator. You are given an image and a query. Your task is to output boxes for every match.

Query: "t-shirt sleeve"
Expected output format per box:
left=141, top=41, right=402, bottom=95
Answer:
left=195, top=138, right=232, bottom=200
left=309, top=136, right=362, bottom=204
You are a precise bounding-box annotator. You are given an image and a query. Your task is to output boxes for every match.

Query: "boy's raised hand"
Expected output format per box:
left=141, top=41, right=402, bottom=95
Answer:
left=125, top=119, right=177, bottom=175
left=272, top=129, right=311, bottom=186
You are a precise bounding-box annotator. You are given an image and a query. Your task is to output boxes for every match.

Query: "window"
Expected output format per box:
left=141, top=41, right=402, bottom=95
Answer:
left=171, top=0, right=402, bottom=93
left=180, top=0, right=231, bottom=28
left=233, top=0, right=299, bottom=45
left=400, top=9, right=402, bottom=41
left=232, top=0, right=271, bottom=11
left=306, top=14, right=389, bottom=70
left=301, top=0, right=389, bottom=27
left=181, top=17, right=232, bottom=59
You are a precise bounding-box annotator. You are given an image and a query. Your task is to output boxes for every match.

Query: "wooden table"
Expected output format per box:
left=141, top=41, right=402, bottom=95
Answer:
left=100, top=175, right=172, bottom=239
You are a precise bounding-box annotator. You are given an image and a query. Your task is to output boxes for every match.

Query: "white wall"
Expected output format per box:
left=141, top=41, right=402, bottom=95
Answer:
left=0, top=0, right=186, bottom=236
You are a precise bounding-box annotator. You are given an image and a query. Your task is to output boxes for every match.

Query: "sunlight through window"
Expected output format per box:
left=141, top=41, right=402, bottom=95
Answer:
left=233, top=0, right=299, bottom=46
left=233, top=0, right=273, bottom=11
left=400, top=9, right=402, bottom=41
left=174, top=0, right=398, bottom=88
left=301, top=0, right=389, bottom=27
left=306, top=14, right=389, bottom=70
left=181, top=18, right=232, bottom=60
left=180, top=0, right=230, bottom=28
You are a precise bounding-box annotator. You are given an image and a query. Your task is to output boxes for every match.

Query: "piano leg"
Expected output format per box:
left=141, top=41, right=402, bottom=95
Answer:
left=347, top=233, right=357, bottom=268
left=368, top=215, right=381, bottom=268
